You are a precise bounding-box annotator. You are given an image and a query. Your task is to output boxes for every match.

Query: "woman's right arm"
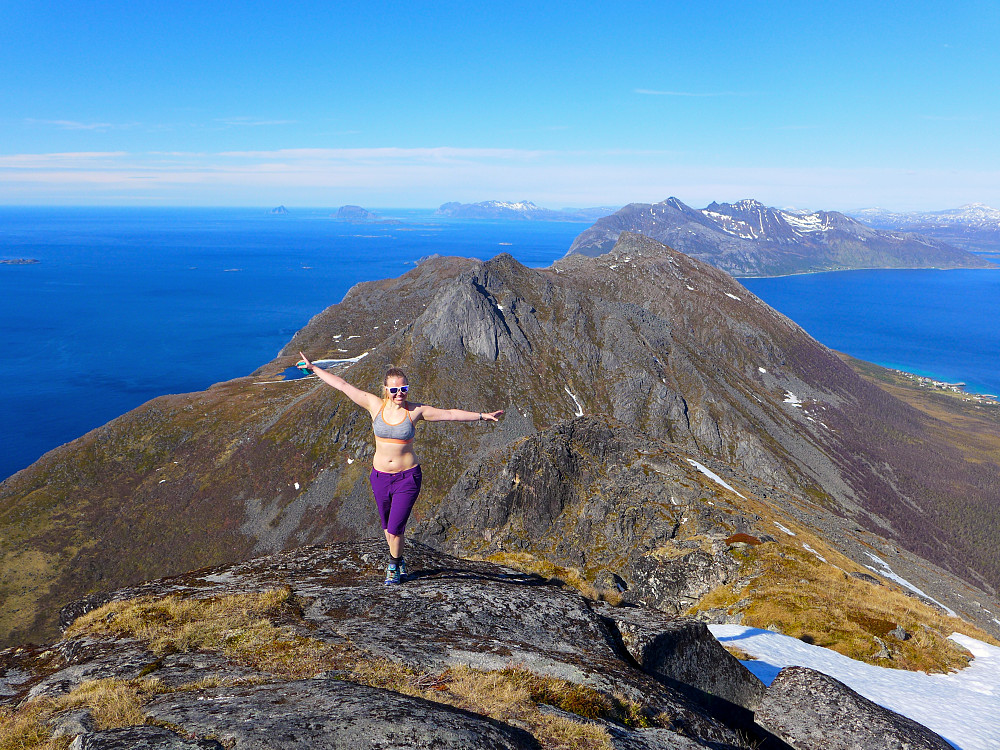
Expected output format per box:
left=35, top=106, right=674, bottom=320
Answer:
left=299, top=352, right=382, bottom=413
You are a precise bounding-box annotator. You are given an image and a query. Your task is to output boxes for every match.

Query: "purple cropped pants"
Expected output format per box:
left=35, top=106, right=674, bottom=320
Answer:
left=369, top=465, right=422, bottom=536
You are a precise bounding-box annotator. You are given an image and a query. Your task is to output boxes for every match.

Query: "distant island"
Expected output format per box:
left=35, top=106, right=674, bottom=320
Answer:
left=333, top=205, right=400, bottom=225
left=269, top=206, right=289, bottom=215
left=1, top=258, right=40, bottom=265
left=436, top=200, right=618, bottom=221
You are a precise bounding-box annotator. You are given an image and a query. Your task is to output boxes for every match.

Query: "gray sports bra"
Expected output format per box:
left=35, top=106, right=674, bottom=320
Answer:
left=372, top=402, right=415, bottom=443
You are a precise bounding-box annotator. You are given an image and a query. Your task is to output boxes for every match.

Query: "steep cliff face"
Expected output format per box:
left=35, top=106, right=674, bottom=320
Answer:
left=3, top=237, right=999, bottom=649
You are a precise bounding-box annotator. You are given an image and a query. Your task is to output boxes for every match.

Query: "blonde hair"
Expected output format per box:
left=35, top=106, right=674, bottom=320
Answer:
left=383, top=367, right=408, bottom=386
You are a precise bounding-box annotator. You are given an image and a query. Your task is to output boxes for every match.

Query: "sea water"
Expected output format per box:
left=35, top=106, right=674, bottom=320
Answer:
left=741, top=269, right=1000, bottom=396
left=2, top=207, right=998, bottom=482
left=0, top=207, right=588, bottom=481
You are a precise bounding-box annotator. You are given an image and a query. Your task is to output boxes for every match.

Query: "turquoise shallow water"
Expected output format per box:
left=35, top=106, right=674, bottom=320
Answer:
left=741, top=269, right=1000, bottom=396
left=2, top=207, right=998, bottom=481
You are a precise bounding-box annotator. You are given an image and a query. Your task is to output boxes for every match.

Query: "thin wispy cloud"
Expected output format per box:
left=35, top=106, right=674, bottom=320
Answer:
left=25, top=119, right=137, bottom=131
left=213, top=117, right=298, bottom=127
left=2, top=148, right=998, bottom=210
left=0, top=152, right=129, bottom=168
left=921, top=115, right=979, bottom=122
left=634, top=89, right=751, bottom=97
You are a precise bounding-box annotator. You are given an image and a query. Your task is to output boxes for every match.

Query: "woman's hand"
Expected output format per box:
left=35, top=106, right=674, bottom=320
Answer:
left=482, top=410, right=504, bottom=422
left=297, top=351, right=314, bottom=372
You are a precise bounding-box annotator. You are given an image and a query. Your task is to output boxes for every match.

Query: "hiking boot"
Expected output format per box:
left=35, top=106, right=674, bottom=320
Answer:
left=398, top=558, right=407, bottom=581
left=384, top=564, right=401, bottom=585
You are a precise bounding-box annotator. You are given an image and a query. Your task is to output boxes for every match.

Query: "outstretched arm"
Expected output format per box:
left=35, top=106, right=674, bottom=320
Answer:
left=417, top=406, right=504, bottom=423
left=298, top=352, right=382, bottom=414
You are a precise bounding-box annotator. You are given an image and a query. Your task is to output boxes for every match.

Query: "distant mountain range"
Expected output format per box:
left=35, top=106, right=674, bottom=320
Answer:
left=849, top=204, right=1000, bottom=253
left=436, top=200, right=618, bottom=221
left=566, top=198, right=995, bottom=276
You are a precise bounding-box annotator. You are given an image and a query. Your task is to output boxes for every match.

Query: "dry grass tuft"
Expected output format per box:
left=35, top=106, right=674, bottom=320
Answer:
left=0, top=704, right=69, bottom=750
left=694, top=542, right=998, bottom=672
left=54, top=678, right=153, bottom=730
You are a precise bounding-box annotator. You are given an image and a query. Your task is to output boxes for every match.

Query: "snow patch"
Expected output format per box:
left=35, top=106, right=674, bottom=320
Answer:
left=686, top=459, right=745, bottom=498
left=783, top=392, right=803, bottom=407
left=773, top=521, right=796, bottom=536
left=864, top=553, right=957, bottom=617
left=725, top=292, right=742, bottom=301
left=802, top=543, right=827, bottom=563
left=564, top=386, right=584, bottom=417
left=758, top=367, right=767, bottom=374
left=294, top=482, right=300, bottom=490
left=708, top=625, right=1000, bottom=750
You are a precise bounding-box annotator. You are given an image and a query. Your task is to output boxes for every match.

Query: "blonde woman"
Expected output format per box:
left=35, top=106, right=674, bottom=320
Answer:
left=297, top=353, right=503, bottom=584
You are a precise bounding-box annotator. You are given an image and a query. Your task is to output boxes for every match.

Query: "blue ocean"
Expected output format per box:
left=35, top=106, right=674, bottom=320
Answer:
left=2, top=206, right=998, bottom=482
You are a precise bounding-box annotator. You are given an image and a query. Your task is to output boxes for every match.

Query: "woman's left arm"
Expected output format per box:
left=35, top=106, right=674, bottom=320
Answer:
left=416, top=406, right=504, bottom=422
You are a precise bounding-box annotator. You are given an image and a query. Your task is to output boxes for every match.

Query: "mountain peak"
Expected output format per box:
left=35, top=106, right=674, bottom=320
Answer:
left=567, top=198, right=995, bottom=276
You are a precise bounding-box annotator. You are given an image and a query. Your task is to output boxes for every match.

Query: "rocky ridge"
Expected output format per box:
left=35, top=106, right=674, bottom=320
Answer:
left=566, top=197, right=995, bottom=275
left=3, top=233, right=1000, bottom=652
left=0, top=542, right=954, bottom=750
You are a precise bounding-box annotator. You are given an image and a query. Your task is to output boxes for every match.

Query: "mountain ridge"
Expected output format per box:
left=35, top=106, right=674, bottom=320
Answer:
left=566, top=198, right=995, bottom=276
left=2, top=234, right=999, bottom=651
left=849, top=204, right=1000, bottom=253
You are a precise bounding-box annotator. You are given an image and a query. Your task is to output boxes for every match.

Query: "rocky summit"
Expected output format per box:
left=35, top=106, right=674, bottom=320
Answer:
left=3, top=233, right=1000, bottom=652
left=0, top=542, right=955, bottom=749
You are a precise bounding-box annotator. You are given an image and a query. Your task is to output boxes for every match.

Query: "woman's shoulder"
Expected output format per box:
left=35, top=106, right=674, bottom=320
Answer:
left=407, top=401, right=429, bottom=419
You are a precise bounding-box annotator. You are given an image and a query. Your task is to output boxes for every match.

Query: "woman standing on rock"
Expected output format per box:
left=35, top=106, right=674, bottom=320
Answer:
left=297, top=352, right=503, bottom=584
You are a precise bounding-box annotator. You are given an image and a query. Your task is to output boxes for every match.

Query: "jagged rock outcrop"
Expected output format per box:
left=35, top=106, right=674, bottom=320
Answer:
left=601, top=606, right=766, bottom=712
left=756, top=666, right=953, bottom=750
left=415, top=416, right=761, bottom=614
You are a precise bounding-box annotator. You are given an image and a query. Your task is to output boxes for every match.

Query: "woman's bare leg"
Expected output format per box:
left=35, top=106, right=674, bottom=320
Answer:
left=384, top=529, right=404, bottom=559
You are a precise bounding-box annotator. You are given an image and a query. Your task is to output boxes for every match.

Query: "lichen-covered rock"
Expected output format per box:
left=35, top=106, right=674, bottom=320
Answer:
left=756, top=666, right=953, bottom=750
left=70, top=725, right=222, bottom=749
left=143, top=677, right=540, bottom=749
left=9, top=541, right=755, bottom=749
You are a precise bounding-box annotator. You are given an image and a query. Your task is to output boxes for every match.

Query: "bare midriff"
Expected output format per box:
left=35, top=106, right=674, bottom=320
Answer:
left=372, top=439, right=419, bottom=472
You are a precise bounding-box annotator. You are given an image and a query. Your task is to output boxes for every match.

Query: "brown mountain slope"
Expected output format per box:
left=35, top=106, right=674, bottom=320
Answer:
left=1, top=234, right=998, bottom=648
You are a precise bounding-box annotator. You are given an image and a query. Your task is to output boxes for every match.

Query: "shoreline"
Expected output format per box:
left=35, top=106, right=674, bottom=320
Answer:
left=886, top=368, right=998, bottom=405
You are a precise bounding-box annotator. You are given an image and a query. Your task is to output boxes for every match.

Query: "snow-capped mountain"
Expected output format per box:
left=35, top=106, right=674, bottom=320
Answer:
left=849, top=205, right=1000, bottom=253
left=566, top=197, right=995, bottom=276
left=852, top=204, right=1000, bottom=231
left=436, top=200, right=616, bottom=221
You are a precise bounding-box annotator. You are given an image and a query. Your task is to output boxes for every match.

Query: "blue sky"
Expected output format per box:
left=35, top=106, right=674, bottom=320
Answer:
left=2, top=1, right=998, bottom=210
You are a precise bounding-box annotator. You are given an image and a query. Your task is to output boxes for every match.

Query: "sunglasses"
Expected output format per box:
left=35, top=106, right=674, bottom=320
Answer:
left=386, top=385, right=409, bottom=394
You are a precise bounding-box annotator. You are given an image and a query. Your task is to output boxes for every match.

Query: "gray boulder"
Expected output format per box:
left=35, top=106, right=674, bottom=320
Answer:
left=601, top=608, right=765, bottom=712
left=70, top=726, right=222, bottom=749
left=143, top=677, right=539, bottom=749
left=756, top=666, right=952, bottom=750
